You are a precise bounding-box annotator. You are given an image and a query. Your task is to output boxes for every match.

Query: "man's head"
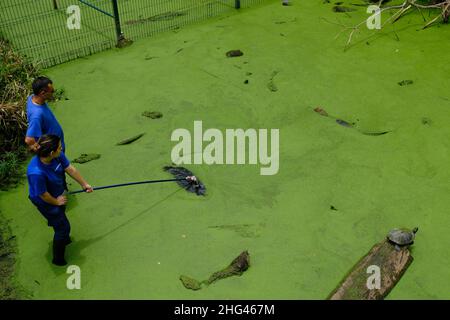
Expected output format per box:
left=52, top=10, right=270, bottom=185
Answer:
left=32, top=76, right=54, bottom=101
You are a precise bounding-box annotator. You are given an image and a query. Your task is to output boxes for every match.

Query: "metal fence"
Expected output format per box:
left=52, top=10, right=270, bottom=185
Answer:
left=0, top=0, right=270, bottom=68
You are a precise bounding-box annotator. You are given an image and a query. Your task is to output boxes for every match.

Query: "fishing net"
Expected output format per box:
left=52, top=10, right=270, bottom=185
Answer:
left=163, top=166, right=206, bottom=196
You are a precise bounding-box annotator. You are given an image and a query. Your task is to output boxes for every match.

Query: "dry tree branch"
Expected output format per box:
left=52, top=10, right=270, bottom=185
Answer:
left=323, top=0, right=450, bottom=49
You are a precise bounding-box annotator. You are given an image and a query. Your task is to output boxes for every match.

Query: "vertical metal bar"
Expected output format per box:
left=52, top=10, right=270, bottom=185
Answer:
left=111, top=0, right=123, bottom=43
left=235, top=0, right=241, bottom=9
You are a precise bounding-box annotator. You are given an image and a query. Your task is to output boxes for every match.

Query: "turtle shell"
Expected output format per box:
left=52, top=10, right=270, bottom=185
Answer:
left=387, top=228, right=418, bottom=246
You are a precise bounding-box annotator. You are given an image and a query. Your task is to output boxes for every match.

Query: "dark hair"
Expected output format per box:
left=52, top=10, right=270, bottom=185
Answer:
left=36, top=134, right=61, bottom=157
left=32, top=76, right=53, bottom=95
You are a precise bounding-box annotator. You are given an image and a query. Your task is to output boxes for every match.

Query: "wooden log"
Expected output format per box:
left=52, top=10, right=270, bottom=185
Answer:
left=328, top=240, right=413, bottom=300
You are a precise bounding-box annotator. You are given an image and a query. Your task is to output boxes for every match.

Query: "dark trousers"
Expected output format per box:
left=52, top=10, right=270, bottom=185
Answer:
left=30, top=198, right=71, bottom=241
left=63, top=174, right=68, bottom=191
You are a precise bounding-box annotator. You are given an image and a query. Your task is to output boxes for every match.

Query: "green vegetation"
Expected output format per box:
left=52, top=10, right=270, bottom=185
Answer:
left=0, top=37, right=37, bottom=300
left=0, top=148, right=26, bottom=191
left=0, top=37, right=38, bottom=190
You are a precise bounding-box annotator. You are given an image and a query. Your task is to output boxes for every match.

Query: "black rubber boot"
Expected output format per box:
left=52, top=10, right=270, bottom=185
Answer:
left=52, top=240, right=67, bottom=266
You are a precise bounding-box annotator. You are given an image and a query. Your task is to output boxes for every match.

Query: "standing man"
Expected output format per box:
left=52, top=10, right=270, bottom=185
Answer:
left=27, top=134, right=93, bottom=266
left=25, top=76, right=68, bottom=189
left=25, top=76, right=65, bottom=152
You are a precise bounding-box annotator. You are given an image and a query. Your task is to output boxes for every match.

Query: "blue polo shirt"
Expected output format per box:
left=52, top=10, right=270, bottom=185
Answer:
left=27, top=152, right=70, bottom=206
left=26, top=95, right=65, bottom=151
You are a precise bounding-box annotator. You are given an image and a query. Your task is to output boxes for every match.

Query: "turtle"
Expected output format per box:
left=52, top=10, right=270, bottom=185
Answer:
left=387, top=227, right=418, bottom=251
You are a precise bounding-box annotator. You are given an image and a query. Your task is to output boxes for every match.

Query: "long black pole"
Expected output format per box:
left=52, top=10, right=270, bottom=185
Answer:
left=68, top=178, right=186, bottom=195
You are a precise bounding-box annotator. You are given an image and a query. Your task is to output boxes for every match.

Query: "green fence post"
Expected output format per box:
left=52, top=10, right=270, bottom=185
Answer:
left=235, top=0, right=241, bottom=9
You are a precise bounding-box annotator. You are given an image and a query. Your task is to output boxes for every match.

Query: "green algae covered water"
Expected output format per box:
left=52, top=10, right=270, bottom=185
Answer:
left=1, top=1, right=449, bottom=299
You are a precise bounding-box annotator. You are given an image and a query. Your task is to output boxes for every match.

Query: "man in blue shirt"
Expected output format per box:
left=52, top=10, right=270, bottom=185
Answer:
left=25, top=77, right=65, bottom=152
left=27, top=134, right=93, bottom=266
left=25, top=76, right=69, bottom=190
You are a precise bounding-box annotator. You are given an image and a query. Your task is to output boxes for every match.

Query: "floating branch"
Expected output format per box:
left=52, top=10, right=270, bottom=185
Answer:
left=323, top=0, right=449, bottom=50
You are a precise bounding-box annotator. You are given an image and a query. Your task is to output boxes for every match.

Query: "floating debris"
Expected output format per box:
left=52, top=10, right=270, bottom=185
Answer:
left=180, top=251, right=250, bottom=291
left=142, top=111, right=163, bottom=119
left=398, top=80, right=414, bottom=86
left=332, top=5, right=356, bottom=12
left=336, top=119, right=354, bottom=128
left=125, top=11, right=186, bottom=25
left=206, top=251, right=250, bottom=285
left=361, top=131, right=390, bottom=136
left=116, top=133, right=145, bottom=145
left=179, top=275, right=202, bottom=291
left=268, top=81, right=278, bottom=92
left=208, top=223, right=264, bottom=238
left=421, top=117, right=432, bottom=125
left=314, top=107, right=329, bottom=117
left=268, top=71, right=279, bottom=92
left=72, top=154, right=101, bottom=164
left=314, top=107, right=390, bottom=136
left=226, top=50, right=244, bottom=57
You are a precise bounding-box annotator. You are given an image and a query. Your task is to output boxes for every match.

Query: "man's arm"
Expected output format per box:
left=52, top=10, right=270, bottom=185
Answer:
left=25, top=136, right=39, bottom=152
left=25, top=116, right=42, bottom=152
left=65, top=165, right=93, bottom=192
left=40, top=192, right=67, bottom=206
